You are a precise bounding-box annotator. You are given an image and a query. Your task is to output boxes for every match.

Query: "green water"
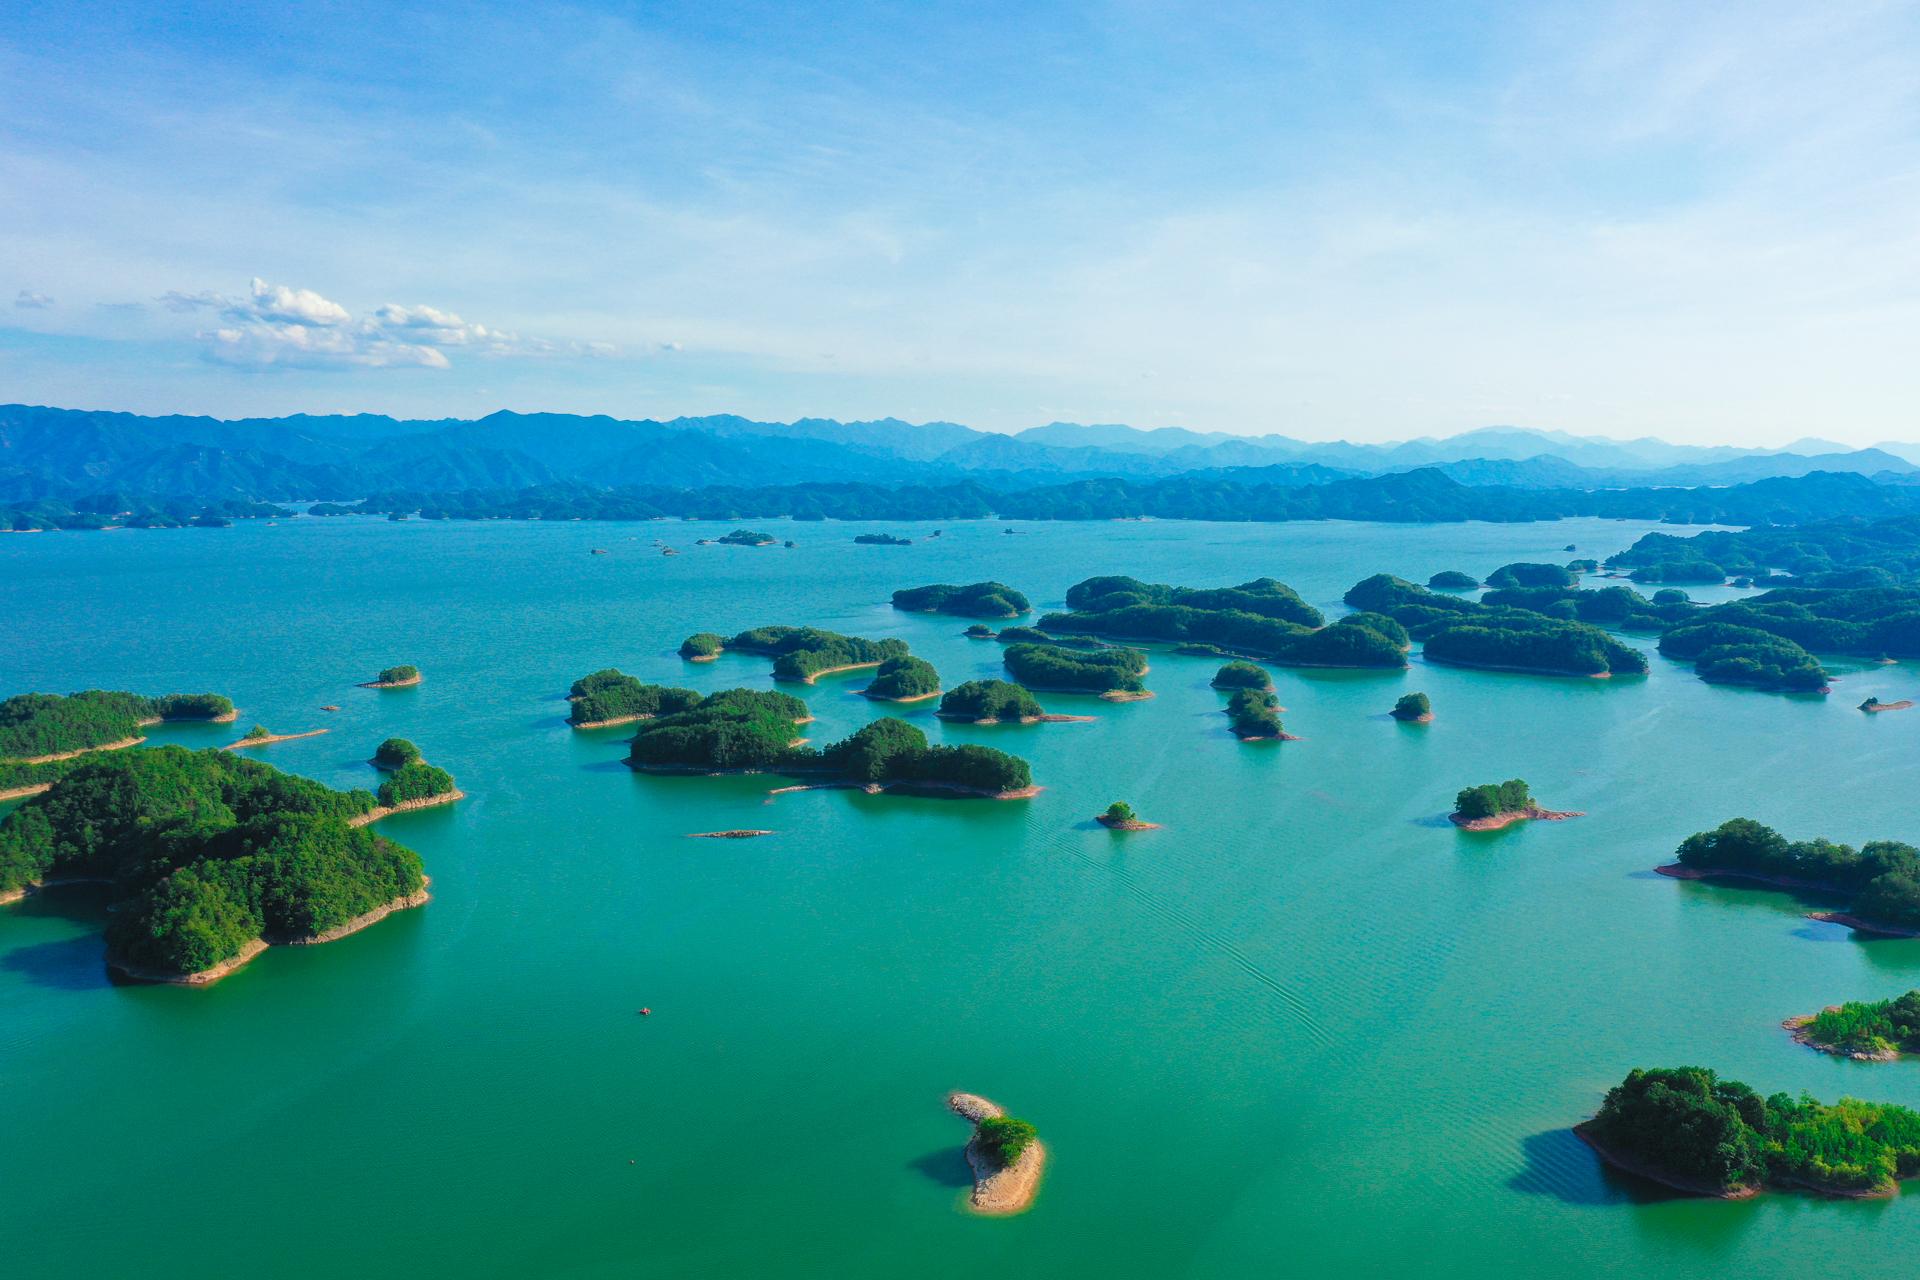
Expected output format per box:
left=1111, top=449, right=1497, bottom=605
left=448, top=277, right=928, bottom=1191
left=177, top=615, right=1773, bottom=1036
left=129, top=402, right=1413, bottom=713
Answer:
left=4, top=517, right=1919, bottom=1277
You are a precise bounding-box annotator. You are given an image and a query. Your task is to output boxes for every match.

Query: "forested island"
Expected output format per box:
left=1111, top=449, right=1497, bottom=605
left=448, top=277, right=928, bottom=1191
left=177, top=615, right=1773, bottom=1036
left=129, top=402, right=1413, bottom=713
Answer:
left=892, top=581, right=1031, bottom=618
left=369, top=752, right=462, bottom=817
left=860, top=655, right=941, bottom=702
left=1096, top=801, right=1157, bottom=830
left=1, top=690, right=238, bottom=798
left=1785, top=991, right=1920, bottom=1061
left=1210, top=661, right=1273, bottom=691
left=1034, top=574, right=1410, bottom=669
left=627, top=689, right=1036, bottom=798
left=854, top=532, right=912, bottom=545
left=1344, top=575, right=1648, bottom=677
left=1224, top=689, right=1292, bottom=740
left=568, top=669, right=704, bottom=727
left=1659, top=818, right=1920, bottom=935
left=1427, top=570, right=1480, bottom=590
left=714, top=529, right=776, bottom=546
left=0, top=747, right=426, bottom=981
left=682, top=626, right=910, bottom=682
left=1391, top=692, right=1433, bottom=722
left=372, top=737, right=422, bottom=769
left=947, top=1092, right=1045, bottom=1215
left=935, top=679, right=1084, bottom=725
left=1003, top=642, right=1150, bottom=699
left=1576, top=1066, right=1920, bottom=1198
left=1449, top=779, right=1580, bottom=829
left=361, top=664, right=421, bottom=688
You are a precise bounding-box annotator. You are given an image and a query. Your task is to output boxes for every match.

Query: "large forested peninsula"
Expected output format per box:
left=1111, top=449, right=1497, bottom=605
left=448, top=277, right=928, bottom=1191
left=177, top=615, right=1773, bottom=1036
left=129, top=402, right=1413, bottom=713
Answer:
left=0, top=747, right=424, bottom=982
left=1002, top=642, right=1150, bottom=697
left=1037, top=575, right=1408, bottom=668
left=1344, top=575, right=1648, bottom=676
left=1660, top=818, right=1920, bottom=935
left=1577, top=1066, right=1920, bottom=1199
left=891, top=581, right=1031, bottom=618
left=681, top=626, right=910, bottom=683
left=626, top=689, right=1034, bottom=797
left=567, top=669, right=704, bottom=727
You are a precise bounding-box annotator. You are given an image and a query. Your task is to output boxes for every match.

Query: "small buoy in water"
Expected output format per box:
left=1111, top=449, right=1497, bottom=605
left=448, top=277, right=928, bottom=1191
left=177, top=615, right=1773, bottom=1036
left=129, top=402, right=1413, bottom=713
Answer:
left=639, top=1007, right=651, bottom=1016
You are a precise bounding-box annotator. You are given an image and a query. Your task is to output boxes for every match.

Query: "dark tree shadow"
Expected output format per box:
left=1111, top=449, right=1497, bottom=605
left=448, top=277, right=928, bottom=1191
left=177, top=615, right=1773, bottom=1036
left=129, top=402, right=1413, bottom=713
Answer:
left=1506, top=1128, right=1690, bottom=1206
left=906, top=1147, right=974, bottom=1189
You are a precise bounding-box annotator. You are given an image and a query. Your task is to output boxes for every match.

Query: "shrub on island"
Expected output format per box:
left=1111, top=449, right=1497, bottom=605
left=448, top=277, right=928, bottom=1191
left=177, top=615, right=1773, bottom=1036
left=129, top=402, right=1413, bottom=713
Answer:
left=1211, top=661, right=1272, bottom=690
left=938, top=680, right=1044, bottom=723
left=892, top=581, right=1031, bottom=618
left=1225, top=689, right=1284, bottom=739
left=371, top=665, right=420, bottom=686
left=1003, top=643, right=1147, bottom=694
left=679, top=632, right=727, bottom=660
left=975, top=1116, right=1039, bottom=1169
left=567, top=671, right=704, bottom=725
left=1668, top=818, right=1920, bottom=933
left=1580, top=1066, right=1920, bottom=1197
left=0, top=747, right=420, bottom=980
left=373, top=737, right=422, bottom=768
left=1427, top=570, right=1480, bottom=590
left=1391, top=692, right=1432, bottom=722
left=0, top=689, right=236, bottom=762
left=862, top=655, right=941, bottom=701
left=244, top=724, right=272, bottom=741
left=377, top=760, right=459, bottom=808
left=964, top=624, right=995, bottom=639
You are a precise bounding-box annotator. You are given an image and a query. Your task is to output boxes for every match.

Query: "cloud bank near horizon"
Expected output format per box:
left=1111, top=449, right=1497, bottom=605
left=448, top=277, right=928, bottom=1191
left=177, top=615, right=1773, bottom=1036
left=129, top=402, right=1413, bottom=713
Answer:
left=1, top=1, right=1917, bottom=445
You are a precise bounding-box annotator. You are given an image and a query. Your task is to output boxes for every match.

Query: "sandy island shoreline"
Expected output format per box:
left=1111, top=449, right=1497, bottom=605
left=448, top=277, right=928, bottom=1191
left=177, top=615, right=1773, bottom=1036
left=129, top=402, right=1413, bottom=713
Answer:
left=687, top=829, right=774, bottom=839
left=1097, top=815, right=1160, bottom=830
left=938, top=712, right=1097, bottom=725
left=224, top=728, right=328, bottom=750
left=109, top=879, right=431, bottom=985
left=349, top=790, right=465, bottom=826
left=1862, top=700, right=1915, bottom=712
left=947, top=1092, right=1046, bottom=1215
left=570, top=713, right=654, bottom=730
left=359, top=674, right=423, bottom=688
left=6, top=735, right=148, bottom=766
left=859, top=687, right=943, bottom=703
left=1451, top=805, right=1583, bottom=831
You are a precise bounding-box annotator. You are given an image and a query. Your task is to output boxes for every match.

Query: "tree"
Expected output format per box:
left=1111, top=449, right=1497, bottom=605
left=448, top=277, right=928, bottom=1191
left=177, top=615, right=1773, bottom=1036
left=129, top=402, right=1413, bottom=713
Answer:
left=1105, top=801, right=1135, bottom=822
left=975, top=1116, right=1038, bottom=1168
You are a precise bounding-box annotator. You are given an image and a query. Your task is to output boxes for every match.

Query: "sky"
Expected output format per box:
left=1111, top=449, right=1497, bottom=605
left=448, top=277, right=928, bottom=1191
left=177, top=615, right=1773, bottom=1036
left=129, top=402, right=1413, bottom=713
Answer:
left=2, top=0, right=1918, bottom=444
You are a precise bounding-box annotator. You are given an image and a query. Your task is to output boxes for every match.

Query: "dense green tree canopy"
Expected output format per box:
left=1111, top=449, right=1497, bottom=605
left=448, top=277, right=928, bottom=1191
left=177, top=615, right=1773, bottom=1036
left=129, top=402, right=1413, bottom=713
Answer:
left=1003, top=643, right=1147, bottom=693
left=1671, top=818, right=1920, bottom=930
left=1453, top=779, right=1532, bottom=820
left=0, top=747, right=420, bottom=977
left=1391, top=692, right=1432, bottom=721
left=1427, top=570, right=1480, bottom=590
left=567, top=671, right=704, bottom=724
left=1210, top=661, right=1272, bottom=690
left=863, top=655, right=941, bottom=700
left=938, top=680, right=1044, bottom=722
left=0, top=689, right=235, bottom=760
left=891, top=582, right=1031, bottom=618
left=1225, top=689, right=1283, bottom=739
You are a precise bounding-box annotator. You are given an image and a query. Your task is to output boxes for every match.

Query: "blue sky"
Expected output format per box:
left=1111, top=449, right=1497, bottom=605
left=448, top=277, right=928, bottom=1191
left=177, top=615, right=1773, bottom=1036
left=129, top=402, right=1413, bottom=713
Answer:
left=2, top=0, right=1917, bottom=443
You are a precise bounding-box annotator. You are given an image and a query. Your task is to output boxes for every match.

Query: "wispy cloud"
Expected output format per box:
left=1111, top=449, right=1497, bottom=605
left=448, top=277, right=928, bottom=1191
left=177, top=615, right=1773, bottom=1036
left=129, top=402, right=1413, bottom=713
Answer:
left=14, top=289, right=53, bottom=309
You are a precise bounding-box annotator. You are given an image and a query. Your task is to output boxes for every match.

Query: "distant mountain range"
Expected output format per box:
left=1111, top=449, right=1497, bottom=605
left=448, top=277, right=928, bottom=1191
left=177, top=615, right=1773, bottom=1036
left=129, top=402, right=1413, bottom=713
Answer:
left=3, top=402, right=1915, bottom=506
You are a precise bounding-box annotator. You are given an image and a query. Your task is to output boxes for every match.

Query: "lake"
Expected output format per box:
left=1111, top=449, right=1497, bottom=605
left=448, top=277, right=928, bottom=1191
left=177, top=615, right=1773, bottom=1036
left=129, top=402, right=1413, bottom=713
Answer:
left=4, top=515, right=1918, bottom=1278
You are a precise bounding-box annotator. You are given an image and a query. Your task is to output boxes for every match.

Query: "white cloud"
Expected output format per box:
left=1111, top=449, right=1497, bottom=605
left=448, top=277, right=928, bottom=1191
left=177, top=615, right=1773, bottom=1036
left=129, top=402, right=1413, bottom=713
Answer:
left=173, top=277, right=603, bottom=370
left=14, top=290, right=53, bottom=309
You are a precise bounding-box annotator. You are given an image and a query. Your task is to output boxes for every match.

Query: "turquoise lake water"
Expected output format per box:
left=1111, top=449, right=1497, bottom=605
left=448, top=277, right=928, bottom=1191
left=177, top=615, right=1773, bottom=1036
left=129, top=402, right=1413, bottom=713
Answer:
left=4, top=516, right=1919, bottom=1277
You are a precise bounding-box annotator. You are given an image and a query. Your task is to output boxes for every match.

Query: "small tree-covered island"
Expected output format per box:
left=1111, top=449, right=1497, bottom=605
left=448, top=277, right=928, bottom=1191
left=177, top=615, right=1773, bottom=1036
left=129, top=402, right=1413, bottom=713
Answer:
left=947, top=1092, right=1046, bottom=1215
left=1576, top=1066, right=1920, bottom=1199
left=1003, top=643, right=1151, bottom=700
left=0, top=747, right=429, bottom=981
left=1225, top=689, right=1294, bottom=740
left=680, top=626, right=909, bottom=683
left=860, top=655, right=941, bottom=702
left=1097, top=801, right=1158, bottom=830
left=361, top=664, right=421, bottom=688
left=891, top=581, right=1031, bottom=618
left=1658, top=818, right=1920, bottom=936
left=935, top=679, right=1091, bottom=725
left=567, top=670, right=704, bottom=728
left=853, top=532, right=912, bottom=545
left=626, top=688, right=1037, bottom=798
left=1785, top=991, right=1920, bottom=1061
left=0, top=690, right=238, bottom=799
left=1449, top=778, right=1582, bottom=830
left=1391, top=692, right=1433, bottom=722
left=1210, top=661, right=1273, bottom=691
left=714, top=529, right=776, bottom=546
